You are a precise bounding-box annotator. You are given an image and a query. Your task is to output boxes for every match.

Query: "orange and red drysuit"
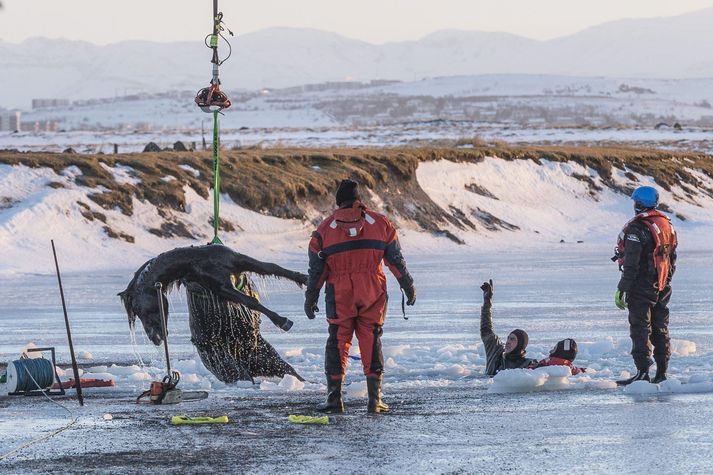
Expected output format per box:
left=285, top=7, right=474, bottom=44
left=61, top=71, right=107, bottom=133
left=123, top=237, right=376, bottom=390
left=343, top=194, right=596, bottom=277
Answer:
left=307, top=201, right=413, bottom=380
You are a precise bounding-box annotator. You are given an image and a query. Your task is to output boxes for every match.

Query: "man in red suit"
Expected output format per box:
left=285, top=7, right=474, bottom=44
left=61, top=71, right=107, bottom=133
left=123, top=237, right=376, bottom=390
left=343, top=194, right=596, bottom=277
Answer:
left=305, top=179, right=416, bottom=414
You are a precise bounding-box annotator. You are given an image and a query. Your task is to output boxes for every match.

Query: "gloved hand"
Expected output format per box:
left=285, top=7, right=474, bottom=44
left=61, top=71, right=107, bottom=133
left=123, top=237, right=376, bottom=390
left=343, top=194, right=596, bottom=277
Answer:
left=480, top=279, right=494, bottom=300
left=403, top=285, right=416, bottom=306
left=615, top=289, right=628, bottom=310
left=304, top=289, right=319, bottom=319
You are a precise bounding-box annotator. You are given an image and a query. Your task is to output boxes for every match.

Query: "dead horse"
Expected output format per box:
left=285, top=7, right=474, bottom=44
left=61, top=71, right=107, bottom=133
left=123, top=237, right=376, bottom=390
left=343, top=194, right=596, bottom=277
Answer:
left=119, top=244, right=308, bottom=383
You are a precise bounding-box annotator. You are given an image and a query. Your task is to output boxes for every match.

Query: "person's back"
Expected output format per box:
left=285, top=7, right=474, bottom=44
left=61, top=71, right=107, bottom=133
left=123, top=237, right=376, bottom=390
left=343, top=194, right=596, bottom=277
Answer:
left=305, top=179, right=415, bottom=414
left=618, top=217, right=670, bottom=297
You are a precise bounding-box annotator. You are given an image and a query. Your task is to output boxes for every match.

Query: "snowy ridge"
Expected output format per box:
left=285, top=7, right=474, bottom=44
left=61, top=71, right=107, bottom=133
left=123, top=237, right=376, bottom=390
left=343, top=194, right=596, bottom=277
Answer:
left=2, top=152, right=713, bottom=274
left=416, top=156, right=713, bottom=247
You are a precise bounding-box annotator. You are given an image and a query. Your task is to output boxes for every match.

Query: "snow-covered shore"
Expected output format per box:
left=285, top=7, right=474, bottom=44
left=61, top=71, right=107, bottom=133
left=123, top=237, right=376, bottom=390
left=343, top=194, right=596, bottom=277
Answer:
left=2, top=150, right=713, bottom=275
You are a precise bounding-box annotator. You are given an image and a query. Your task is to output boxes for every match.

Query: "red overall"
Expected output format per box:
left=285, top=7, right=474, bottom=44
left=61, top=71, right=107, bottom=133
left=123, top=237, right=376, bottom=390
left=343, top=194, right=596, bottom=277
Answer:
left=308, top=201, right=411, bottom=379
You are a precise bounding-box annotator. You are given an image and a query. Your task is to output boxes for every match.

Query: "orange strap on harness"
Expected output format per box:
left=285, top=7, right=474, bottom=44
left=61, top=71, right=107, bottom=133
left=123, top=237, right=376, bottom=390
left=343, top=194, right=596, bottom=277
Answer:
left=615, top=210, right=677, bottom=289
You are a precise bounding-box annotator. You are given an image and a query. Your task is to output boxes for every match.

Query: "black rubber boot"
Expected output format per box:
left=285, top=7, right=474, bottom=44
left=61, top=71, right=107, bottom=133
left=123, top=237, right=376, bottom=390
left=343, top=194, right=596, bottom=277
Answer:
left=366, top=375, right=389, bottom=414
left=316, top=376, right=344, bottom=414
left=616, top=369, right=650, bottom=386
left=651, top=360, right=668, bottom=384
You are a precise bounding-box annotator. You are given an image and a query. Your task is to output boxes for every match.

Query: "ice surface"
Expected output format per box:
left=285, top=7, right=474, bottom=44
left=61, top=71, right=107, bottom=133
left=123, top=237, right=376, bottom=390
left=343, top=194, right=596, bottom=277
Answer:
left=1, top=183, right=713, bottom=471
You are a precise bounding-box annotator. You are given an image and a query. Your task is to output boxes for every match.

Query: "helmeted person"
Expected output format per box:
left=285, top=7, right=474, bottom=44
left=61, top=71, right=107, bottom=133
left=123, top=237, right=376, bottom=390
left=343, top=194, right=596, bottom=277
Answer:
left=613, top=186, right=678, bottom=385
left=535, top=338, right=585, bottom=376
left=479, top=280, right=538, bottom=376
left=304, top=179, right=416, bottom=413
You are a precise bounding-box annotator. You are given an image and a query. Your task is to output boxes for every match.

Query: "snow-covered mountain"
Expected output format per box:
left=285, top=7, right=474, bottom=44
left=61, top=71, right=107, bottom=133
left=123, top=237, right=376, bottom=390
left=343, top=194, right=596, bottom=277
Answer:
left=4, top=7, right=713, bottom=108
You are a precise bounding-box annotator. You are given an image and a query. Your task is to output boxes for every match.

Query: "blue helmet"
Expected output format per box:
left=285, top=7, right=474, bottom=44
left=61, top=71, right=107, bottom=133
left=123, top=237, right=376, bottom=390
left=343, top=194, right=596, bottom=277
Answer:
left=631, top=186, right=659, bottom=209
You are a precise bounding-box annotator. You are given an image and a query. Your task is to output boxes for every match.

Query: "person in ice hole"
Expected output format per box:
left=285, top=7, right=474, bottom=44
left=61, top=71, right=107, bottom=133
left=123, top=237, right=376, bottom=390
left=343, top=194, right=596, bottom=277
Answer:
left=479, top=280, right=585, bottom=376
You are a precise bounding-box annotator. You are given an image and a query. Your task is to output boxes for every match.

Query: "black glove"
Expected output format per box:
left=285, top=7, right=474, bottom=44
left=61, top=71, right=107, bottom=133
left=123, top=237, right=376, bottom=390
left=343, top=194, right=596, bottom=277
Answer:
left=304, top=288, right=319, bottom=320
left=480, top=279, right=494, bottom=301
left=403, top=285, right=416, bottom=306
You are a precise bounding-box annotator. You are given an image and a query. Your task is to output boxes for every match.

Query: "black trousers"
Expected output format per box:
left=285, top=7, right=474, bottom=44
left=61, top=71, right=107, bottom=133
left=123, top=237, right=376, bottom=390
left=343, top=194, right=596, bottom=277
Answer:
left=627, top=286, right=672, bottom=371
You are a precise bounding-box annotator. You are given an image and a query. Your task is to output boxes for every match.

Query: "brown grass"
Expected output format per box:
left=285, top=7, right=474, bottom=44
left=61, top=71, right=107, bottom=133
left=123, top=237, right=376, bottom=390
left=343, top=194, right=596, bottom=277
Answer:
left=1, top=144, right=711, bottom=241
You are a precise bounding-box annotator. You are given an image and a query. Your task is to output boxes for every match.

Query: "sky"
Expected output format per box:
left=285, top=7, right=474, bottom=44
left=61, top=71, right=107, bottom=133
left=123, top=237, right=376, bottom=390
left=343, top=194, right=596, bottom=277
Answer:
left=1, top=0, right=713, bottom=44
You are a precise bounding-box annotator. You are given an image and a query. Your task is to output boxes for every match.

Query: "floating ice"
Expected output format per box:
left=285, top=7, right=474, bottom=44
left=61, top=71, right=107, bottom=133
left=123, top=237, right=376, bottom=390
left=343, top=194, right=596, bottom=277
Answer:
left=285, top=348, right=303, bottom=358
left=127, top=371, right=152, bottom=381
left=107, top=364, right=144, bottom=376
left=489, top=366, right=572, bottom=394
left=384, top=345, right=410, bottom=358
left=278, top=374, right=305, bottom=391
left=345, top=381, right=368, bottom=398
left=259, top=375, right=305, bottom=392
left=623, top=380, right=659, bottom=394
left=84, top=372, right=117, bottom=382
left=671, top=339, right=697, bottom=357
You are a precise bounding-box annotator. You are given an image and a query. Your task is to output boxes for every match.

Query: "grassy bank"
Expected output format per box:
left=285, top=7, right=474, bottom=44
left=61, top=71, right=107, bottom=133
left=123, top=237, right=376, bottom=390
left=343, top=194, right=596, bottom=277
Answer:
left=1, top=144, right=711, bottom=241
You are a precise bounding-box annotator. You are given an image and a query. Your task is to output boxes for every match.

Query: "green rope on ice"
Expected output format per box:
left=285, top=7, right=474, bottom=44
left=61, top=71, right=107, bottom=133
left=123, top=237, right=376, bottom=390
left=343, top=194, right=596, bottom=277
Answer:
left=211, top=109, right=222, bottom=245
left=288, top=414, right=330, bottom=425
left=171, top=415, right=229, bottom=425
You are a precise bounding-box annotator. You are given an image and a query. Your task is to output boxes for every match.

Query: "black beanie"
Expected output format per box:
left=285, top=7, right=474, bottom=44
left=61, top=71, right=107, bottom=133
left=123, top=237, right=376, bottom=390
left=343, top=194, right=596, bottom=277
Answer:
left=336, top=179, right=359, bottom=206
left=550, top=338, right=578, bottom=361
left=506, top=329, right=529, bottom=357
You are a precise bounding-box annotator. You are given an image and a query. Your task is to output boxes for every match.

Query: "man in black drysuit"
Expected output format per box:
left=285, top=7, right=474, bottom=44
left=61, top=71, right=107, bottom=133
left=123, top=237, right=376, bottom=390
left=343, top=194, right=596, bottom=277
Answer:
left=479, top=280, right=538, bottom=376
left=614, top=186, right=678, bottom=385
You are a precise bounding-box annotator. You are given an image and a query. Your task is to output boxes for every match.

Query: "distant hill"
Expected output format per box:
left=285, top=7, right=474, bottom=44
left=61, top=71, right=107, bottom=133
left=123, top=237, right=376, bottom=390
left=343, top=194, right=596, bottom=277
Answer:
left=3, top=7, right=713, bottom=108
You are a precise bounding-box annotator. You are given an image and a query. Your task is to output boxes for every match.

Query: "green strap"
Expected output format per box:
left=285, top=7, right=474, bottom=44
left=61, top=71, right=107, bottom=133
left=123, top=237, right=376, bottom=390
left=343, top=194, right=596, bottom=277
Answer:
left=211, top=110, right=222, bottom=245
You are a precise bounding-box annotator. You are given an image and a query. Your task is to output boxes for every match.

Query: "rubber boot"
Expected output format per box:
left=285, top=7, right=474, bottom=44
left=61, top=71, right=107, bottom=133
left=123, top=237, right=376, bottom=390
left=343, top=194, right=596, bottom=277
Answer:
left=316, top=376, right=344, bottom=414
left=651, top=360, right=668, bottom=384
left=366, top=375, right=389, bottom=414
left=616, top=369, right=650, bottom=386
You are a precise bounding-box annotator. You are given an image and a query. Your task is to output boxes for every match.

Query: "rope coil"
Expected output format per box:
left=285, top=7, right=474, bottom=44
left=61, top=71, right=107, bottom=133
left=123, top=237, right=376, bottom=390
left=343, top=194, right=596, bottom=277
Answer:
left=7, top=358, right=55, bottom=393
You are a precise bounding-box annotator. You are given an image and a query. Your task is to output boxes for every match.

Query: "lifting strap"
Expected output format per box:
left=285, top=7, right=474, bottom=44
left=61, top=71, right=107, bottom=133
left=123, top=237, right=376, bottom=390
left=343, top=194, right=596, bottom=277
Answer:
left=194, top=0, right=234, bottom=245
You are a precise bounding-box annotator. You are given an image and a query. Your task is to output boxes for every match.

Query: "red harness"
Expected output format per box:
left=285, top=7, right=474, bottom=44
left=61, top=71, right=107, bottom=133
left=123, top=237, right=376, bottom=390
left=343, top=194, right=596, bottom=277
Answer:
left=616, top=210, right=677, bottom=289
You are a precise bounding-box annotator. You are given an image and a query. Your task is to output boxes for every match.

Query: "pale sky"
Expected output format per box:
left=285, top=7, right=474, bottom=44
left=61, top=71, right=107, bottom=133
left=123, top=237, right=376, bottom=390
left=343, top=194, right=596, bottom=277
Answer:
left=1, top=0, right=713, bottom=44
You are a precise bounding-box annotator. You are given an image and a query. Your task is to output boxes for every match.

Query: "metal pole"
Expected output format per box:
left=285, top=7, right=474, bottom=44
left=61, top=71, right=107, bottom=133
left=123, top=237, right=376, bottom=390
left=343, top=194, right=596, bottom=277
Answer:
left=51, top=240, right=84, bottom=406
left=154, top=282, right=172, bottom=377
left=213, top=0, right=219, bottom=34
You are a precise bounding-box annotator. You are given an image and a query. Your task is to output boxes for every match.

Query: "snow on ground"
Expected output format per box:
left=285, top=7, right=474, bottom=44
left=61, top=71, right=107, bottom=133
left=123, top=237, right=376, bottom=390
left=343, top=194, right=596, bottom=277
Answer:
left=0, top=163, right=312, bottom=274
left=416, top=156, right=713, bottom=249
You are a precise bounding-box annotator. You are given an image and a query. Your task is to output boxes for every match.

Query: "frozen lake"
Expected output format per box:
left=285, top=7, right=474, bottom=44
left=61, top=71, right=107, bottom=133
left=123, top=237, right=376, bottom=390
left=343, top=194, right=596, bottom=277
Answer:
left=1, top=245, right=713, bottom=472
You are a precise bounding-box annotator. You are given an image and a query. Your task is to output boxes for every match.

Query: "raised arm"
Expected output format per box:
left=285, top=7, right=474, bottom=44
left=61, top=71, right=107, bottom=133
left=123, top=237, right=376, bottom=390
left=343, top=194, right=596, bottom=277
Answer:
left=480, top=280, right=505, bottom=376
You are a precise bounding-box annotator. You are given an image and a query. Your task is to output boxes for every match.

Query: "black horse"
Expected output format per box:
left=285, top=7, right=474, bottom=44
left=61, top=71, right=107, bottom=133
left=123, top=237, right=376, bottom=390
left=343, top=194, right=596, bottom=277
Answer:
left=119, top=245, right=307, bottom=382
